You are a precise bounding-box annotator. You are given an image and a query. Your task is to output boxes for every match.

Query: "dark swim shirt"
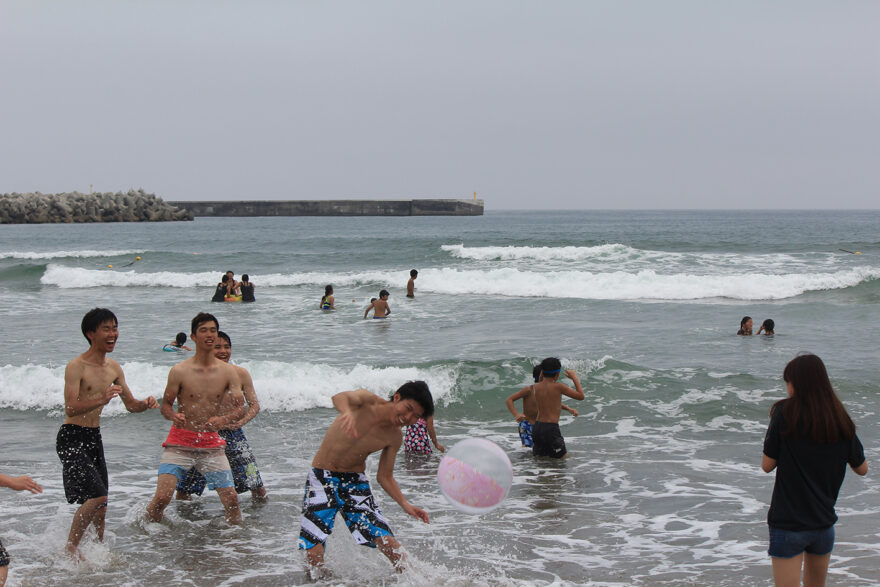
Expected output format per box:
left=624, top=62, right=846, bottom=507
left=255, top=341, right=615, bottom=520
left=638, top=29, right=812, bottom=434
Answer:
left=763, top=404, right=865, bottom=531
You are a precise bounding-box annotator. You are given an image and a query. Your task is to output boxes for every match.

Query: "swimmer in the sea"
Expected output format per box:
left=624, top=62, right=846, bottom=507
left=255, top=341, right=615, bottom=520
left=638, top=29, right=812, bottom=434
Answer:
left=506, top=364, right=578, bottom=448
left=757, top=319, right=775, bottom=335
left=239, top=274, right=255, bottom=303
left=406, top=269, right=417, bottom=298
left=737, top=316, right=753, bottom=336
left=531, top=358, right=585, bottom=459
left=364, top=290, right=391, bottom=319
left=165, top=332, right=192, bottom=352
left=320, top=285, right=335, bottom=310
left=211, top=275, right=229, bottom=302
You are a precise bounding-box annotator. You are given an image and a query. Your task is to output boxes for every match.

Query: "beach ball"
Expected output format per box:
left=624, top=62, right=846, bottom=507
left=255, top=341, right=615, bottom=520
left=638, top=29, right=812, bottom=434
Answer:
left=437, top=438, right=512, bottom=514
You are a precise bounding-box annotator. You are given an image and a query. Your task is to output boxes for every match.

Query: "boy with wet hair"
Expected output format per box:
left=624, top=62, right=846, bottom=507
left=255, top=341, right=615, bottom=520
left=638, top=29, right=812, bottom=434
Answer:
left=532, top=358, right=585, bottom=459
left=757, top=318, right=775, bottom=335
left=59, top=308, right=159, bottom=557
left=364, top=290, right=391, bottom=319
left=298, top=381, right=434, bottom=573
left=506, top=364, right=578, bottom=448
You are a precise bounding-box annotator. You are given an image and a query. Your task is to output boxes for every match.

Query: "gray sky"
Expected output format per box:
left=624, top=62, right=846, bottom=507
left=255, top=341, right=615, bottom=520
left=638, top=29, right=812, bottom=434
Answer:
left=1, top=1, right=877, bottom=209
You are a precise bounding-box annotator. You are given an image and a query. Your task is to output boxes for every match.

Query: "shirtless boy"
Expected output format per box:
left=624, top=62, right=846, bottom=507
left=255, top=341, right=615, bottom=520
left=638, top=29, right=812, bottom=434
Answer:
left=406, top=270, right=417, bottom=298
left=506, top=364, right=578, bottom=448
left=532, top=358, right=585, bottom=458
left=364, top=290, right=391, bottom=319
left=298, top=382, right=434, bottom=572
left=175, top=330, right=268, bottom=502
left=58, top=308, right=159, bottom=556
left=146, top=313, right=246, bottom=524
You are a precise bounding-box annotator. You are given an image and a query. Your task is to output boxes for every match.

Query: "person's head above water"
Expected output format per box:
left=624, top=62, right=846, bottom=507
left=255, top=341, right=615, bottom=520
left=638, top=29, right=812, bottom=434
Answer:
left=226, top=270, right=234, bottom=278
left=532, top=364, right=542, bottom=383
left=379, top=289, right=390, bottom=299
left=761, top=318, right=775, bottom=333
left=174, top=332, right=187, bottom=346
left=325, top=284, right=333, bottom=296
left=221, top=274, right=229, bottom=284
left=81, top=307, right=118, bottom=343
left=540, top=357, right=562, bottom=380
left=410, top=269, right=418, bottom=278
left=740, top=316, right=752, bottom=329
left=391, top=380, right=434, bottom=418
left=241, top=274, right=249, bottom=283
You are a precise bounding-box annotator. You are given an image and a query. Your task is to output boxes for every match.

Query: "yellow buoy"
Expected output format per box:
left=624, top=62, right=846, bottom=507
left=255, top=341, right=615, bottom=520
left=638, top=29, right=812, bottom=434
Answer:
left=107, top=264, right=113, bottom=268
left=856, top=252, right=862, bottom=255
left=135, top=256, right=141, bottom=260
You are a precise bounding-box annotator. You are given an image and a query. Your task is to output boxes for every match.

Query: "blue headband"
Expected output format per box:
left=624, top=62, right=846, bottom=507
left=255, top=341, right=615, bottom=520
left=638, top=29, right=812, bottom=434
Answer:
left=542, top=368, right=560, bottom=375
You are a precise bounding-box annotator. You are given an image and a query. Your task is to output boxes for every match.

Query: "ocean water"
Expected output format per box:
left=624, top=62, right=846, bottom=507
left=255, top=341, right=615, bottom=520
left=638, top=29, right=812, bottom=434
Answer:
left=0, top=210, right=878, bottom=586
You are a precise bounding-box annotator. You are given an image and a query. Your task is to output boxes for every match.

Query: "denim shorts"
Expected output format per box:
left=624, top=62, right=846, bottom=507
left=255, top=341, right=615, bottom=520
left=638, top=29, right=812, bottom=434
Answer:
left=768, top=525, right=835, bottom=558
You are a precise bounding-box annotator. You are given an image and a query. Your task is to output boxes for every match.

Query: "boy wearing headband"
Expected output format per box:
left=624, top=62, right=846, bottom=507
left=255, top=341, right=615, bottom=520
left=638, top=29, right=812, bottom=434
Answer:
left=532, top=358, right=585, bottom=459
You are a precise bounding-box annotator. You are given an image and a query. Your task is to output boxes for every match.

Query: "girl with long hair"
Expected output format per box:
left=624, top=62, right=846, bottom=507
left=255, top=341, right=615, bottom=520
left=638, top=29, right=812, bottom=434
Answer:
left=762, top=354, right=867, bottom=586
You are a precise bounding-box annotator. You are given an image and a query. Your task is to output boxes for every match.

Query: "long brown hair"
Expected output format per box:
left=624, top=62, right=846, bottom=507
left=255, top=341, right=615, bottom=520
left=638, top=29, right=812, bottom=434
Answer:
left=771, top=354, right=855, bottom=444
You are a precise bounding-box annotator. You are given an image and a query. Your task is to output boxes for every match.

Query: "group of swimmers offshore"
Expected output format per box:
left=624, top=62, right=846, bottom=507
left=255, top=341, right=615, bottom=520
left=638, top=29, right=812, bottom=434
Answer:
left=0, top=284, right=870, bottom=585
left=320, top=269, right=418, bottom=318
left=211, top=270, right=255, bottom=303
left=738, top=315, right=775, bottom=335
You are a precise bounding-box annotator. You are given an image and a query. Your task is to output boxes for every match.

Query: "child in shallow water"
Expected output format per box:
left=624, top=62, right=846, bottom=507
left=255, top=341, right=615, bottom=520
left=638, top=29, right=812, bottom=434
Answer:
left=404, top=415, right=445, bottom=455
left=757, top=319, right=775, bottom=335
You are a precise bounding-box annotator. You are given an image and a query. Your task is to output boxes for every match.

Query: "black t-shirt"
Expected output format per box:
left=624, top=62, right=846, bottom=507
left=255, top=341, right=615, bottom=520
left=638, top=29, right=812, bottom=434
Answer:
left=763, top=404, right=865, bottom=530
left=211, top=283, right=227, bottom=302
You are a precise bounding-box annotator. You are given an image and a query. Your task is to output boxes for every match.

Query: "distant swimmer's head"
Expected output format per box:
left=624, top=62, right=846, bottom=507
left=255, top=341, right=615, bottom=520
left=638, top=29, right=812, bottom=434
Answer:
left=81, top=308, right=118, bottom=344
left=740, top=316, right=752, bottom=329
left=370, top=298, right=377, bottom=304
left=410, top=269, right=418, bottom=278
left=241, top=274, right=249, bottom=282
left=761, top=318, right=775, bottom=334
left=379, top=289, right=390, bottom=299
left=191, top=312, right=219, bottom=335
left=226, top=270, right=234, bottom=278
left=532, top=364, right=542, bottom=383
left=221, top=274, right=230, bottom=283
left=325, top=284, right=334, bottom=296
left=175, top=332, right=187, bottom=346
left=391, top=380, right=434, bottom=420
left=214, top=330, right=232, bottom=361
left=540, top=357, right=562, bottom=380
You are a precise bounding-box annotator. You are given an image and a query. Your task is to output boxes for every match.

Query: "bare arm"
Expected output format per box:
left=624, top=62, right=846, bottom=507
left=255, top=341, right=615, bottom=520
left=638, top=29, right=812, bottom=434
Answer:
left=0, top=473, right=43, bottom=494
left=562, top=370, right=585, bottom=401
left=115, top=363, right=158, bottom=413
left=375, top=441, right=429, bottom=523
left=426, top=415, right=445, bottom=452
left=364, top=303, right=373, bottom=319
left=853, top=460, right=868, bottom=476
left=561, top=404, right=579, bottom=417
left=331, top=389, right=377, bottom=438
left=761, top=454, right=777, bottom=473
left=160, top=366, right=186, bottom=427
left=228, top=368, right=260, bottom=429
left=63, top=362, right=118, bottom=417
left=505, top=386, right=531, bottom=422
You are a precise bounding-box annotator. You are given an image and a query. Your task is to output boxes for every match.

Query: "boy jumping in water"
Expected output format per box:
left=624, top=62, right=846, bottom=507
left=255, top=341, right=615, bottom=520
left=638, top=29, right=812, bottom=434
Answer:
left=532, top=358, right=585, bottom=459
left=146, top=313, right=246, bottom=524
left=298, top=382, right=434, bottom=573
left=58, top=308, right=159, bottom=557
left=506, top=364, right=578, bottom=448
left=364, top=290, right=391, bottom=319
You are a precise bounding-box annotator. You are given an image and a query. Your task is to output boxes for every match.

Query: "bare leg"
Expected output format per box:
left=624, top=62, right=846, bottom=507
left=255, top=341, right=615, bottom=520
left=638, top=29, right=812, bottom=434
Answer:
left=0, top=564, right=8, bottom=587
left=216, top=487, right=242, bottom=524
left=146, top=474, right=179, bottom=523
left=803, top=552, right=831, bottom=587
left=305, top=543, right=325, bottom=568
left=375, top=536, right=406, bottom=572
left=66, top=496, right=108, bottom=556
left=175, top=490, right=192, bottom=501
left=772, top=554, right=803, bottom=587
left=251, top=486, right=268, bottom=502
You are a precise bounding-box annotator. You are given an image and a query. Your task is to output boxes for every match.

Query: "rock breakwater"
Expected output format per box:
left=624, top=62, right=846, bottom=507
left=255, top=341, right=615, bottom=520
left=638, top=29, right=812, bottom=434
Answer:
left=0, top=190, right=193, bottom=223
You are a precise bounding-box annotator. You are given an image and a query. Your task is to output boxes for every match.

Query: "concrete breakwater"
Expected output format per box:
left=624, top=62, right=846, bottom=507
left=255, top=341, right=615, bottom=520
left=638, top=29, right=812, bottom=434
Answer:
left=0, top=190, right=193, bottom=223
left=168, top=198, right=484, bottom=217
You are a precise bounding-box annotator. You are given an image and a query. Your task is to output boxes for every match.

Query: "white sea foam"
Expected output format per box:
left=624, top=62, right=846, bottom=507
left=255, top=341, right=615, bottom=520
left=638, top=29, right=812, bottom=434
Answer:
left=0, top=249, right=142, bottom=260
left=39, top=264, right=880, bottom=300
left=0, top=361, right=459, bottom=414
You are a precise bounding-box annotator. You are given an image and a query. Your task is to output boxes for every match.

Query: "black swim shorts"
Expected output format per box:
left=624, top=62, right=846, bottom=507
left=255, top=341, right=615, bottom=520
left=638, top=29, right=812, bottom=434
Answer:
left=532, top=421, right=567, bottom=458
left=56, top=424, right=109, bottom=504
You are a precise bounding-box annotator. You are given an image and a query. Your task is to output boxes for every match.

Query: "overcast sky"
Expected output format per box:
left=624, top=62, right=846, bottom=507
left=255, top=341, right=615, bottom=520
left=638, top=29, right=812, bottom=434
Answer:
left=1, top=1, right=877, bottom=209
